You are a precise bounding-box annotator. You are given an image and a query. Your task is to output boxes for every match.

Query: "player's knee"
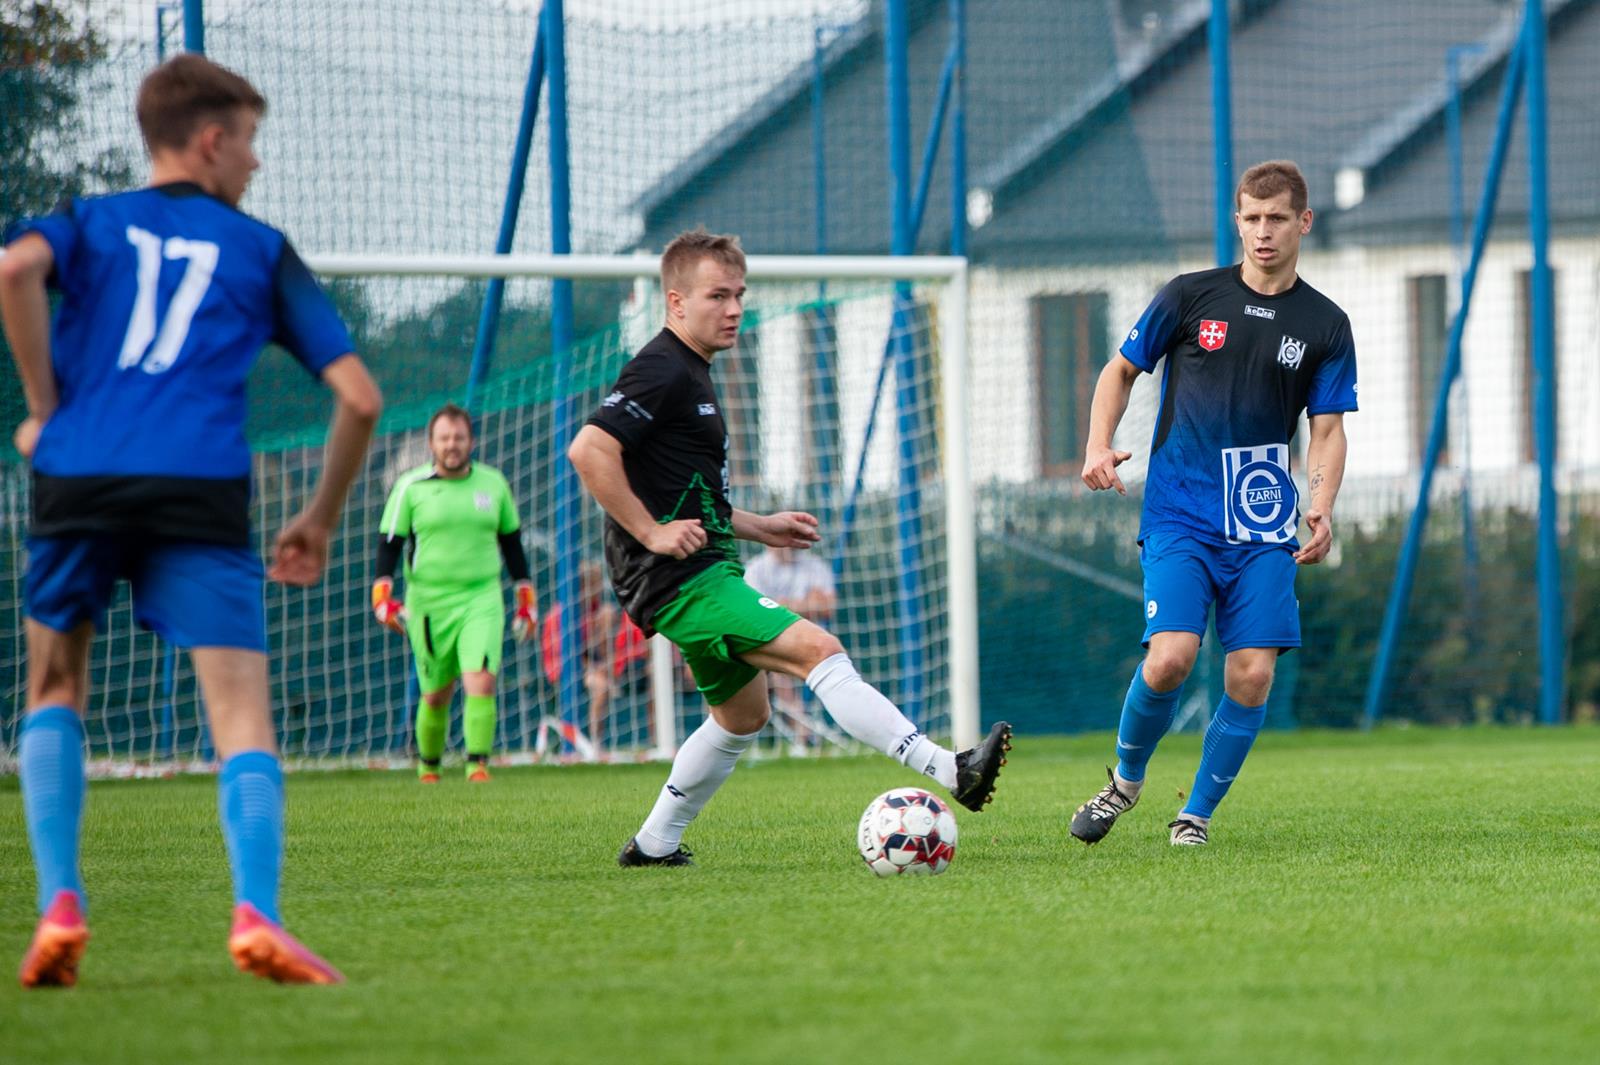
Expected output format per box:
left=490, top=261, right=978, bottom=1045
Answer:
left=799, top=627, right=844, bottom=671
left=1142, top=649, right=1195, bottom=692
left=715, top=701, right=769, bottom=735
left=1226, top=662, right=1275, bottom=706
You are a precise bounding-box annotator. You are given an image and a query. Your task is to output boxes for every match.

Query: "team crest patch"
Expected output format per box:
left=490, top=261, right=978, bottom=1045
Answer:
left=474, top=492, right=493, bottom=512
left=1198, top=319, right=1228, bottom=351
left=1277, top=335, right=1307, bottom=369
left=1221, top=444, right=1298, bottom=544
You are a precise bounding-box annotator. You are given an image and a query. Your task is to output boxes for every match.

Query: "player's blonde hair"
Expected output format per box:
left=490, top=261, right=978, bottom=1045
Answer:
left=660, top=227, right=746, bottom=295
left=136, top=54, right=266, bottom=153
left=1235, top=160, right=1309, bottom=214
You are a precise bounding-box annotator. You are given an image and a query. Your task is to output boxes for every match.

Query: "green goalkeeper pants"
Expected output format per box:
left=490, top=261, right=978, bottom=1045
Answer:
left=406, top=590, right=504, bottom=694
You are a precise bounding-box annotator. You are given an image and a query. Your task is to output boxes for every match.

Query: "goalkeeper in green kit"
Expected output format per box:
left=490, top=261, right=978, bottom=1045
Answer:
left=373, top=404, right=537, bottom=782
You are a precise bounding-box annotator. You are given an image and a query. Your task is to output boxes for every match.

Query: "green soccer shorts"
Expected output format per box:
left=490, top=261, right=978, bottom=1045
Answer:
left=651, top=561, right=803, bottom=706
left=406, top=590, right=505, bottom=694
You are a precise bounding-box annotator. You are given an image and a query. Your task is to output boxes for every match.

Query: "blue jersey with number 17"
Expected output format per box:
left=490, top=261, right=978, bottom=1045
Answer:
left=1120, top=265, right=1358, bottom=549
left=8, top=183, right=350, bottom=482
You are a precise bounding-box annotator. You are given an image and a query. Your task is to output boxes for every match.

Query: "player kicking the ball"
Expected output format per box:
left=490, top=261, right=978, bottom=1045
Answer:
left=372, top=403, right=537, bottom=782
left=1, top=55, right=381, bottom=986
left=1069, top=160, right=1356, bottom=847
left=568, top=228, right=1011, bottom=867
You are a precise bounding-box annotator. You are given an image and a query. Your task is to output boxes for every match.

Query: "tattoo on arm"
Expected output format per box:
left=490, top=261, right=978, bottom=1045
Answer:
left=1310, top=465, right=1325, bottom=498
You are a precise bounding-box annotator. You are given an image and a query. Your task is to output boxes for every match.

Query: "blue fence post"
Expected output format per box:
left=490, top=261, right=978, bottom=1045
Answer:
left=1363, top=35, right=1527, bottom=729
left=1208, top=0, right=1234, bottom=269
left=543, top=0, right=584, bottom=745
left=885, top=0, right=924, bottom=723
left=1522, top=0, right=1563, bottom=724
left=182, top=0, right=203, bottom=53
left=1446, top=42, right=1484, bottom=698
left=466, top=17, right=547, bottom=413
left=949, top=0, right=967, bottom=259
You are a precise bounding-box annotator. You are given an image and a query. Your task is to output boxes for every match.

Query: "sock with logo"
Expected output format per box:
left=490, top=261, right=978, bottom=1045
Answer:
left=636, top=716, right=759, bottom=857
left=20, top=706, right=88, bottom=914
left=463, top=694, right=496, bottom=759
left=1114, top=665, right=1183, bottom=785
left=806, top=653, right=955, bottom=788
left=1182, top=694, right=1268, bottom=819
left=218, top=750, right=284, bottom=924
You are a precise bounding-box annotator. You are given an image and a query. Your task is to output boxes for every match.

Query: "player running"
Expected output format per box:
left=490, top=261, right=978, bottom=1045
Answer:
left=568, top=228, right=1011, bottom=867
left=1068, top=160, right=1356, bottom=847
left=1, top=55, right=382, bottom=986
left=372, top=403, right=537, bottom=782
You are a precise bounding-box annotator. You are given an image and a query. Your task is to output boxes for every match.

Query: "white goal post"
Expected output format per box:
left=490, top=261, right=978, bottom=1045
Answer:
left=305, top=252, right=981, bottom=753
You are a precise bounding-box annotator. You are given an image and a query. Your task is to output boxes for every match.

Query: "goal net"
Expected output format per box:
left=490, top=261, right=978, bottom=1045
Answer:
left=0, top=255, right=976, bottom=770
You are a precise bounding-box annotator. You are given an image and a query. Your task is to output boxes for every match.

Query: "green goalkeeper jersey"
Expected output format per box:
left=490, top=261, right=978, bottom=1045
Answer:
left=380, top=462, right=521, bottom=607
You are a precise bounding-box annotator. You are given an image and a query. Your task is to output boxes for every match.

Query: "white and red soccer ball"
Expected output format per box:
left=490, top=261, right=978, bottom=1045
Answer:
left=857, top=787, right=957, bottom=876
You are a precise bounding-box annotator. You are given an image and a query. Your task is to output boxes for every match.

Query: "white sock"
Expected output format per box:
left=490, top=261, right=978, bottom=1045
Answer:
left=1113, top=769, right=1144, bottom=799
left=806, top=653, right=957, bottom=789
left=636, top=717, right=759, bottom=857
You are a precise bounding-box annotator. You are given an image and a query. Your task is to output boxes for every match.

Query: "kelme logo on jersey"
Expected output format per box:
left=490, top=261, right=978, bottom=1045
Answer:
left=698, top=403, right=717, bottom=416
left=474, top=492, right=493, bottom=512
left=1244, top=304, right=1276, bottom=320
left=602, top=390, right=623, bottom=407
left=1221, top=443, right=1298, bottom=544
left=1197, top=319, right=1228, bottom=351
left=1277, top=335, right=1307, bottom=369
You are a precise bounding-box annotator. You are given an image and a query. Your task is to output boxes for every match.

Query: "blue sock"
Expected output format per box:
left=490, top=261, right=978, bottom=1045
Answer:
left=1183, top=695, right=1268, bottom=819
left=1114, top=666, right=1184, bottom=783
left=218, top=751, right=283, bottom=925
left=20, top=706, right=88, bottom=914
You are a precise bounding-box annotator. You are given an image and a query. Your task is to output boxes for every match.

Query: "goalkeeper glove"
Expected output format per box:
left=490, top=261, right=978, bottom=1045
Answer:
left=511, top=581, right=538, bottom=643
left=371, top=578, right=406, bottom=634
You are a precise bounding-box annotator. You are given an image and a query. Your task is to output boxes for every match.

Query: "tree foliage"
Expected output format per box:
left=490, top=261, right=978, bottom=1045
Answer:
left=0, top=0, right=135, bottom=232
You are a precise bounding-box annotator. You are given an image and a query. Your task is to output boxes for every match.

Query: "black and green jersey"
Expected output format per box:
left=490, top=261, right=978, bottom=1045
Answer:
left=379, top=462, right=521, bottom=609
left=585, top=329, right=738, bottom=630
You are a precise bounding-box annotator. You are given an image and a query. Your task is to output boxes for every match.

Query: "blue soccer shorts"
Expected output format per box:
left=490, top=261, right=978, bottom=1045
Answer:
left=25, top=535, right=268, bottom=652
left=1139, top=531, right=1300, bottom=653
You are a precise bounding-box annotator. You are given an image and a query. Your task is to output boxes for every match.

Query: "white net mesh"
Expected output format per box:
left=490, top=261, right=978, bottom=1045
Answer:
left=0, top=266, right=960, bottom=768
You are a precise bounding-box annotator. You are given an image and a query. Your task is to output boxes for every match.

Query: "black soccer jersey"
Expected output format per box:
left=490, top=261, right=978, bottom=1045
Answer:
left=585, top=329, right=738, bottom=630
left=1120, top=265, right=1358, bottom=547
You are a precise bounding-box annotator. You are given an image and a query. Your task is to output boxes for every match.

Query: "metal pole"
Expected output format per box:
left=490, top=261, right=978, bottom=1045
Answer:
left=1363, top=37, right=1526, bottom=729
left=1522, top=0, right=1563, bottom=724
left=1446, top=42, right=1483, bottom=712
left=182, top=0, right=203, bottom=53
left=885, top=0, right=925, bottom=724
left=466, top=15, right=546, bottom=412
left=1209, top=0, right=1234, bottom=268
left=543, top=0, right=584, bottom=747
left=812, top=22, right=829, bottom=259
left=949, top=0, right=967, bottom=259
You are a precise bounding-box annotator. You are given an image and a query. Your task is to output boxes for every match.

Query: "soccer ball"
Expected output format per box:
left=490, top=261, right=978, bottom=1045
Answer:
left=857, top=787, right=957, bottom=877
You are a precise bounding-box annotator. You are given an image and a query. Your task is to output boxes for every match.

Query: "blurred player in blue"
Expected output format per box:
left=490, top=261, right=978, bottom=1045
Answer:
left=0, top=54, right=381, bottom=986
left=1068, top=160, right=1356, bottom=847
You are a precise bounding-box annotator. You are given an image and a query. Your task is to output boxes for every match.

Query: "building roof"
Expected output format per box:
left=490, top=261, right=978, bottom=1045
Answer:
left=635, top=0, right=1599, bottom=262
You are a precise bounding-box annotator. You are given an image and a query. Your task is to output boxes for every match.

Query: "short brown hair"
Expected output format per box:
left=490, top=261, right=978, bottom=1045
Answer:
left=136, top=54, right=266, bottom=153
left=660, top=227, right=746, bottom=294
left=1235, top=160, right=1309, bottom=214
left=427, top=402, right=473, bottom=439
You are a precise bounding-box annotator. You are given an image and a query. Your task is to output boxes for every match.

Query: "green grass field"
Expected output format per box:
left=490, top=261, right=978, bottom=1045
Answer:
left=4, top=728, right=1599, bottom=1064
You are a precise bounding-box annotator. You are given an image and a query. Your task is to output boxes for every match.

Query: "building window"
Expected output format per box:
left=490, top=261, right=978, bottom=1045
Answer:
left=1033, top=292, right=1110, bottom=477
left=1407, top=274, right=1450, bottom=466
left=1516, top=268, right=1557, bottom=464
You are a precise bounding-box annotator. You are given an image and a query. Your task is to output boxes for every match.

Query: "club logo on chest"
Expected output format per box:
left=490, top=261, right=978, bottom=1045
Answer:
left=1277, top=335, right=1306, bottom=369
left=1198, top=319, right=1228, bottom=351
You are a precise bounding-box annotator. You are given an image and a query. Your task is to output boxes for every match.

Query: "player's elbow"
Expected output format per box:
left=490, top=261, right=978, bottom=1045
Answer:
left=344, top=380, right=383, bottom=425
left=330, top=356, right=383, bottom=425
